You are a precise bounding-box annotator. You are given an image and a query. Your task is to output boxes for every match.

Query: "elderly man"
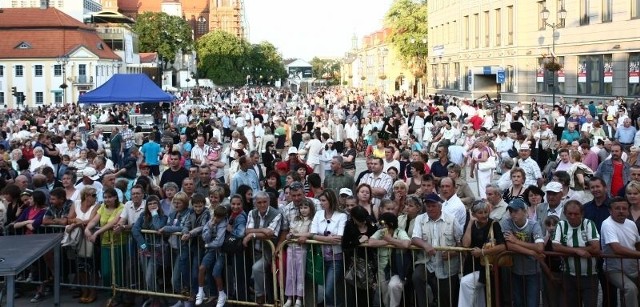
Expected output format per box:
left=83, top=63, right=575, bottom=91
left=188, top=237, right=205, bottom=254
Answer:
left=411, top=193, right=462, bottom=307
left=439, top=177, right=466, bottom=230
left=501, top=198, right=545, bottom=307
left=486, top=184, right=509, bottom=221
left=552, top=200, right=600, bottom=307
left=601, top=198, right=640, bottom=307
left=517, top=143, right=544, bottom=187
left=616, top=118, right=636, bottom=150
left=243, top=191, right=282, bottom=306
left=323, top=156, right=354, bottom=197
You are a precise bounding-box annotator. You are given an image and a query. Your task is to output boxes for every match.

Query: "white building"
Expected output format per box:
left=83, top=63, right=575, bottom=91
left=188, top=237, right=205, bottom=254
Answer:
left=0, top=7, right=121, bottom=107
left=1, top=0, right=102, bottom=22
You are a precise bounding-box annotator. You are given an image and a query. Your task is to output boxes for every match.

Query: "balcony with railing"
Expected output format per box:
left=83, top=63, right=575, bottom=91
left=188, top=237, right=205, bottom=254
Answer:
left=71, top=75, right=94, bottom=85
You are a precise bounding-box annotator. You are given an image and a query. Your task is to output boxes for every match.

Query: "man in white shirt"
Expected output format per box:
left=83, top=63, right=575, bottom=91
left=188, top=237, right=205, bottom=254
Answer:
left=253, top=119, right=265, bottom=154
left=305, top=133, right=324, bottom=174
left=383, top=146, right=400, bottom=173
left=439, top=177, right=467, bottom=229
left=114, top=185, right=146, bottom=232
left=601, top=199, right=640, bottom=307
left=190, top=135, right=210, bottom=167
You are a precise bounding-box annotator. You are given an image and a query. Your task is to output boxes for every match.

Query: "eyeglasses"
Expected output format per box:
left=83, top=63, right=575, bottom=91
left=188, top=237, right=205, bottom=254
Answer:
left=90, top=194, right=97, bottom=198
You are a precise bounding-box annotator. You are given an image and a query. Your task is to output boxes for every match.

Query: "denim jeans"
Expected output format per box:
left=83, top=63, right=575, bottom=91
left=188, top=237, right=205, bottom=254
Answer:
left=324, top=259, right=344, bottom=307
left=172, top=247, right=190, bottom=292
left=511, top=273, right=540, bottom=307
left=139, top=253, right=160, bottom=292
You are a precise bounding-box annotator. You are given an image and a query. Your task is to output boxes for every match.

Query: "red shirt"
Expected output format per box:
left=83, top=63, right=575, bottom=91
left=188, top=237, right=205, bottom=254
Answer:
left=469, top=115, right=484, bottom=130
left=611, top=160, right=624, bottom=196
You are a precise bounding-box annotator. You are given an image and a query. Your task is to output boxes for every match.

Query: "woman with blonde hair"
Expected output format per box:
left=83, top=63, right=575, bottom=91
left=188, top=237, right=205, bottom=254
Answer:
left=626, top=181, right=640, bottom=231
left=67, top=186, right=99, bottom=303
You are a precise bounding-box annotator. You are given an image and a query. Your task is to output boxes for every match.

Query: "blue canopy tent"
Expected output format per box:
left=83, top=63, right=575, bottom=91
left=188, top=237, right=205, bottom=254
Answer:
left=78, top=74, right=175, bottom=103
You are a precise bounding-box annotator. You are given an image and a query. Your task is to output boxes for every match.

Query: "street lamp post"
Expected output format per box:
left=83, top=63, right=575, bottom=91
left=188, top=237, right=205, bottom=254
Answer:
left=56, top=55, right=69, bottom=106
left=540, top=5, right=567, bottom=105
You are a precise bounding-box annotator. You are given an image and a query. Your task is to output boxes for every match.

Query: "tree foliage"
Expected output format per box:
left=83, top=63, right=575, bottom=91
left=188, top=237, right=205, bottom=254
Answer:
left=196, top=30, right=287, bottom=86
left=133, top=12, right=194, bottom=67
left=310, top=57, right=341, bottom=85
left=384, top=0, right=428, bottom=71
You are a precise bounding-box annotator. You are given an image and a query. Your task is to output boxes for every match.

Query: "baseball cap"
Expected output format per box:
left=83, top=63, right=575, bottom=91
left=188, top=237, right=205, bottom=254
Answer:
left=519, top=143, right=530, bottom=150
left=82, top=167, right=100, bottom=181
left=339, top=188, right=352, bottom=196
left=507, top=198, right=527, bottom=211
left=546, top=181, right=563, bottom=193
left=287, top=147, right=298, bottom=155
left=326, top=138, right=334, bottom=144
left=423, top=193, right=444, bottom=204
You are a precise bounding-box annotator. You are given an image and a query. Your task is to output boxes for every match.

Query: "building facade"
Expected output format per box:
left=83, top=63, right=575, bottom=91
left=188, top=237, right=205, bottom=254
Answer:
left=2, top=0, right=102, bottom=22
left=0, top=8, right=121, bottom=108
left=428, top=0, right=640, bottom=103
left=112, top=0, right=246, bottom=40
left=341, top=29, right=414, bottom=94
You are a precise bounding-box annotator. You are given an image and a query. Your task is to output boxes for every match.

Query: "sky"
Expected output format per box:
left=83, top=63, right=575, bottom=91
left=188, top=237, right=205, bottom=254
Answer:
left=244, top=0, right=395, bottom=61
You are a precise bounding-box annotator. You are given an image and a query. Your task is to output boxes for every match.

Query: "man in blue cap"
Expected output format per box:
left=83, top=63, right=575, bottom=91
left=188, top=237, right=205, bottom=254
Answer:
left=500, top=198, right=545, bottom=307
left=411, top=193, right=462, bottom=307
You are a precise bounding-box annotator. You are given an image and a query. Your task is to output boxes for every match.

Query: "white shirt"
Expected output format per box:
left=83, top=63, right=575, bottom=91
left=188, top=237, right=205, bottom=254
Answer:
left=383, top=159, right=400, bottom=173
left=441, top=194, right=466, bottom=230
left=310, top=210, right=348, bottom=255
left=29, top=156, right=53, bottom=173
left=601, top=216, right=640, bottom=273
left=119, top=200, right=147, bottom=226
left=191, top=144, right=210, bottom=166
left=305, top=139, right=324, bottom=165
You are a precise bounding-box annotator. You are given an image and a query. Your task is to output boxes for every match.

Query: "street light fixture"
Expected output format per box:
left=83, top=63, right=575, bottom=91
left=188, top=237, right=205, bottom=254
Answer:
left=540, top=5, right=567, bottom=106
left=56, top=55, right=69, bottom=106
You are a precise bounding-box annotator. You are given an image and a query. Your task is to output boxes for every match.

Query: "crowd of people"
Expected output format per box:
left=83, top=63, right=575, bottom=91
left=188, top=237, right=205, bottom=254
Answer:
left=1, top=88, right=640, bottom=307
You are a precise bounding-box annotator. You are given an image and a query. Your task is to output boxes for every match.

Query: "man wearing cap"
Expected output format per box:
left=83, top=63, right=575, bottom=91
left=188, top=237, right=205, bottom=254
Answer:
left=323, top=156, right=354, bottom=197
left=411, top=193, right=462, bottom=307
left=536, top=181, right=566, bottom=234
left=71, top=167, right=103, bottom=203
left=500, top=198, right=545, bottom=307
left=516, top=142, right=544, bottom=188
left=595, top=142, right=630, bottom=197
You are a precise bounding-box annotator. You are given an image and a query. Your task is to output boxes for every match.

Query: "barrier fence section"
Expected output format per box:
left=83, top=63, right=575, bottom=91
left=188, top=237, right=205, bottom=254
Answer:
left=276, top=239, right=488, bottom=307
left=9, top=224, right=638, bottom=307
left=108, top=230, right=279, bottom=307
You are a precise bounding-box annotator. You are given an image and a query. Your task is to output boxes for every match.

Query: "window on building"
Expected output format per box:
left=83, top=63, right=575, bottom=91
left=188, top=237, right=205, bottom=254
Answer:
left=484, top=11, right=490, bottom=47
left=495, top=9, right=502, bottom=46
left=602, top=0, right=612, bottom=22
left=556, top=0, right=566, bottom=27
left=431, top=64, right=439, bottom=89
left=454, top=62, right=460, bottom=90
left=54, top=92, right=63, bottom=104
left=0, top=92, right=4, bottom=104
left=577, top=54, right=613, bottom=95
left=0, top=66, right=3, bottom=77
left=464, top=16, right=469, bottom=49
left=537, top=57, right=565, bottom=94
left=506, top=65, right=514, bottom=92
left=629, top=53, right=640, bottom=96
left=507, top=6, right=514, bottom=45
left=580, top=0, right=590, bottom=25
left=15, top=65, right=23, bottom=77
left=464, top=66, right=470, bottom=91
left=443, top=63, right=451, bottom=89
left=35, top=92, right=43, bottom=105
left=35, top=65, right=42, bottom=77
left=633, top=0, right=640, bottom=19
left=54, top=65, right=62, bottom=76
left=474, top=14, right=479, bottom=48
left=452, top=20, right=457, bottom=42
left=538, top=1, right=547, bottom=30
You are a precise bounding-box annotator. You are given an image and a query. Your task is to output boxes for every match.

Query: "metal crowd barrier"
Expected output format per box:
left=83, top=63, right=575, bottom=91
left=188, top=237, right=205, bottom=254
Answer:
left=276, top=239, right=484, bottom=307
left=108, top=230, right=279, bottom=307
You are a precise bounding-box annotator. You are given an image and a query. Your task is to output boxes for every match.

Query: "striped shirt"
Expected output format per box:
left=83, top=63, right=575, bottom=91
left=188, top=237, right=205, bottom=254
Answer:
left=552, top=218, right=599, bottom=276
left=360, top=171, right=393, bottom=206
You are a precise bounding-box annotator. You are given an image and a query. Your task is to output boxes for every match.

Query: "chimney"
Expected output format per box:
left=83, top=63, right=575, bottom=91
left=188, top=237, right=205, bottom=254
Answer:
left=40, top=0, right=49, bottom=9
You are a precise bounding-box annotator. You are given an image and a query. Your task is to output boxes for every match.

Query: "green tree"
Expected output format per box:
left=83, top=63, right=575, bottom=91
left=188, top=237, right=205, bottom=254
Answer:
left=196, top=30, right=251, bottom=86
left=384, top=0, right=428, bottom=72
left=196, top=31, right=286, bottom=86
left=133, top=12, right=194, bottom=68
left=310, top=57, right=341, bottom=85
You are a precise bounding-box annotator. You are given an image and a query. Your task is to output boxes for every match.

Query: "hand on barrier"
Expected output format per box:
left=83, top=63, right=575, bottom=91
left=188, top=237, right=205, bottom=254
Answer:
left=181, top=233, right=190, bottom=241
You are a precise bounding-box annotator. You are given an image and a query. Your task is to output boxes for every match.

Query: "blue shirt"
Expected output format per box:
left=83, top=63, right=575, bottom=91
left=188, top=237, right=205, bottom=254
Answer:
left=616, top=125, right=637, bottom=143
left=140, top=141, right=161, bottom=166
left=583, top=197, right=611, bottom=232
left=230, top=169, right=260, bottom=196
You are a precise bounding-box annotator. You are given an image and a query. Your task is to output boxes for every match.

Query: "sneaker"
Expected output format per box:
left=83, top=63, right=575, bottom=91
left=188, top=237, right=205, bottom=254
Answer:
left=25, top=273, right=33, bottom=283
left=283, top=299, right=293, bottom=307
left=216, top=292, right=227, bottom=307
left=294, top=299, right=302, bottom=307
left=195, top=292, right=205, bottom=306
left=30, top=292, right=44, bottom=303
